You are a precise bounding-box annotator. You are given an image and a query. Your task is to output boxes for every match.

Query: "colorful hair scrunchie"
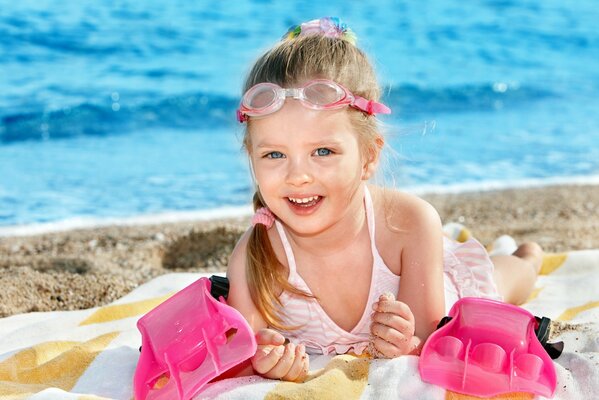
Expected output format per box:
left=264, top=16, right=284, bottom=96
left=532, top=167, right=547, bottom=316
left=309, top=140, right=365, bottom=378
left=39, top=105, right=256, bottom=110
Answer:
left=251, top=207, right=275, bottom=229
left=283, top=17, right=357, bottom=45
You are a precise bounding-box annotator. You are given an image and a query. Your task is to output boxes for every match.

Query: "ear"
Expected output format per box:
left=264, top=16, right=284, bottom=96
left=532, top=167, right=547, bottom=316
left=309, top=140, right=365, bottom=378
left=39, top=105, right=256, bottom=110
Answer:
left=361, top=136, right=384, bottom=180
left=362, top=158, right=378, bottom=180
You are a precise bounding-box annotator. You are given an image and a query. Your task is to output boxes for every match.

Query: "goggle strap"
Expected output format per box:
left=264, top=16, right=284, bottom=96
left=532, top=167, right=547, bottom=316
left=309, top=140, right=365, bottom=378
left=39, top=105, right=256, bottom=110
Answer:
left=237, top=109, right=248, bottom=123
left=353, top=96, right=391, bottom=115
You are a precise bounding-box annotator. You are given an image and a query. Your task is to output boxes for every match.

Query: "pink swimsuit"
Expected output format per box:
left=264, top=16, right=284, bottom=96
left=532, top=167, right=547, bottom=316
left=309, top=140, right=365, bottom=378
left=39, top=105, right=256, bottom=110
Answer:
left=271, top=186, right=501, bottom=355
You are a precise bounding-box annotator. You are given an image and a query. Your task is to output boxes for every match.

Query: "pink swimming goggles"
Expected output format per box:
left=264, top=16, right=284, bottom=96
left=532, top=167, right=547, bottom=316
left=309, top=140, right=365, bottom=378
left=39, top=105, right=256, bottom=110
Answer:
left=236, top=79, right=391, bottom=123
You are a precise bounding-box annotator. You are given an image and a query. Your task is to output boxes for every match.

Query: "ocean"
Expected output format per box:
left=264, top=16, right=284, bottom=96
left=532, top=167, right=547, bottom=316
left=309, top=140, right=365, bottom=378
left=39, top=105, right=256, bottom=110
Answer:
left=1, top=1, right=598, bottom=235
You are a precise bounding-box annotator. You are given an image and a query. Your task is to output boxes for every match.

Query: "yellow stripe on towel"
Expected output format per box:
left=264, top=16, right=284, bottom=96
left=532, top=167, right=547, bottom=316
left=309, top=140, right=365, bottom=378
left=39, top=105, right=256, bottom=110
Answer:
left=0, top=380, right=45, bottom=399
left=79, top=293, right=172, bottom=326
left=266, top=354, right=370, bottom=400
left=539, top=253, right=567, bottom=275
left=0, top=332, right=119, bottom=397
left=557, top=300, right=599, bottom=321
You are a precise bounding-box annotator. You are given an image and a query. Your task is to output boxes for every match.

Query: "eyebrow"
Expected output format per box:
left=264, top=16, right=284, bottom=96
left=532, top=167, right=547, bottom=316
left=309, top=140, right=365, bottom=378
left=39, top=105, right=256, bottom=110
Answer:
left=255, top=139, right=344, bottom=149
left=306, top=139, right=344, bottom=147
left=255, top=142, right=284, bottom=149
left=256, top=138, right=343, bottom=149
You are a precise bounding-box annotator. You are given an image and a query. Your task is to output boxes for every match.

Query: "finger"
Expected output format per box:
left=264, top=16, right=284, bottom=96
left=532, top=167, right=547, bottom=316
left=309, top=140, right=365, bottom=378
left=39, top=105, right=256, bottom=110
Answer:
left=372, top=294, right=396, bottom=311
left=371, top=321, right=410, bottom=347
left=299, top=349, right=310, bottom=381
left=371, top=311, right=414, bottom=335
left=373, top=301, right=414, bottom=324
left=252, top=345, right=284, bottom=375
left=372, top=298, right=408, bottom=315
left=264, top=343, right=296, bottom=379
left=282, top=344, right=307, bottom=382
left=371, top=335, right=406, bottom=358
left=290, top=348, right=310, bottom=382
left=255, top=328, right=286, bottom=346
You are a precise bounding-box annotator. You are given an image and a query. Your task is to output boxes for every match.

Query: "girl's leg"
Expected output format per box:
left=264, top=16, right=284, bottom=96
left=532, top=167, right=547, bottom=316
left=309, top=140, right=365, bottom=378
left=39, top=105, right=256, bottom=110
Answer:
left=491, top=243, right=544, bottom=305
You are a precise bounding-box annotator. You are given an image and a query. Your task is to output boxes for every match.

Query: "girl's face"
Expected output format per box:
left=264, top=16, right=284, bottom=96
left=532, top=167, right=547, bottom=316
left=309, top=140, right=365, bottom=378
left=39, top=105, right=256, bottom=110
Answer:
left=248, top=99, right=375, bottom=235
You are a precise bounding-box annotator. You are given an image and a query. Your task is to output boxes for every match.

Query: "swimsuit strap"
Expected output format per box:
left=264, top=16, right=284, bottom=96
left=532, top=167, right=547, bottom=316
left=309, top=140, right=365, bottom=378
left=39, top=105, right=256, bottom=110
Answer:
left=274, top=219, right=298, bottom=275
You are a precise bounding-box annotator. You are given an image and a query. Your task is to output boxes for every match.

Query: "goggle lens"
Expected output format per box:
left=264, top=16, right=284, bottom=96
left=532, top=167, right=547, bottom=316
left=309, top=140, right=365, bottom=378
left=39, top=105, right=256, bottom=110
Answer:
left=244, top=84, right=279, bottom=110
left=303, top=81, right=345, bottom=106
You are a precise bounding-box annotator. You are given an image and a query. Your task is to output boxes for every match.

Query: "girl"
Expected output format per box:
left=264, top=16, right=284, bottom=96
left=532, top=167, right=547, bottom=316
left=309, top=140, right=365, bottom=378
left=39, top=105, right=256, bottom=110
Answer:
left=227, top=17, right=543, bottom=383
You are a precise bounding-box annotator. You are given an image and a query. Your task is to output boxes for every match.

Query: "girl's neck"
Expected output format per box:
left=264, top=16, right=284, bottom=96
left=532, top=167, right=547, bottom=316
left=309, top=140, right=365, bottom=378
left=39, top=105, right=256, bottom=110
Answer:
left=283, top=185, right=367, bottom=258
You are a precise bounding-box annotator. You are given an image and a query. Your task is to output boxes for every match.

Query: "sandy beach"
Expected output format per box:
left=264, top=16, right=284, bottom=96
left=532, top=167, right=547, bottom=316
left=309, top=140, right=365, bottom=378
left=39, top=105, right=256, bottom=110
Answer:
left=1, top=184, right=598, bottom=318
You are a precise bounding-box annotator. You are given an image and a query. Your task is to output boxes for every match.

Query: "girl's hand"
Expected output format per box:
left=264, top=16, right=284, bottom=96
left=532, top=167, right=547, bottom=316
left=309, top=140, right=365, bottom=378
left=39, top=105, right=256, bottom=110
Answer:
left=251, top=328, right=309, bottom=382
left=370, top=294, right=416, bottom=358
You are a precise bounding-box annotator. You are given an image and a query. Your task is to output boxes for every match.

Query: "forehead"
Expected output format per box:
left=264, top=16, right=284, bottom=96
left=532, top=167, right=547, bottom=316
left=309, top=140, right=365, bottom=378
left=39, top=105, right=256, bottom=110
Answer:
left=248, top=100, right=358, bottom=146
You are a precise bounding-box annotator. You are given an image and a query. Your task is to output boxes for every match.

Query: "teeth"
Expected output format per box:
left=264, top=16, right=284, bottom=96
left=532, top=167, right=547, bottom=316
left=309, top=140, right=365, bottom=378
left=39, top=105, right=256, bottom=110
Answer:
left=288, top=196, right=319, bottom=204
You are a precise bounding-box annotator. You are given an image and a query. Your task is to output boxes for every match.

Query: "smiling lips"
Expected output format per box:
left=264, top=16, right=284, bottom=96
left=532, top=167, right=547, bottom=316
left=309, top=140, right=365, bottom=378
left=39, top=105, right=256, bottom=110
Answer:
left=287, top=195, right=322, bottom=210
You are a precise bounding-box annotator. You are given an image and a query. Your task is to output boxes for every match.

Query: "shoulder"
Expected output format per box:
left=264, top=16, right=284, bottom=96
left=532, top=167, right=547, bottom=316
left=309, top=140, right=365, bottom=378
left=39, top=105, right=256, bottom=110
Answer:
left=227, top=223, right=287, bottom=279
left=369, top=184, right=442, bottom=235
left=226, top=227, right=268, bottom=331
left=227, top=227, right=251, bottom=282
left=369, top=185, right=443, bottom=272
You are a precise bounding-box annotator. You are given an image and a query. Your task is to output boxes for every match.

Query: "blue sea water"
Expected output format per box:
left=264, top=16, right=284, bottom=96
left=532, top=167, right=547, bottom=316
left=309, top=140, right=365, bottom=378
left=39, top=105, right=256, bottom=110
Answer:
left=1, top=1, right=599, bottom=232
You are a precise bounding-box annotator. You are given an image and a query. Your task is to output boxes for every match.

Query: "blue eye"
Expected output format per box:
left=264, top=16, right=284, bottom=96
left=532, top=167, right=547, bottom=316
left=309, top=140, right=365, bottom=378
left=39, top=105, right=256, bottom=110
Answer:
left=314, top=148, right=332, bottom=156
left=265, top=151, right=285, bottom=159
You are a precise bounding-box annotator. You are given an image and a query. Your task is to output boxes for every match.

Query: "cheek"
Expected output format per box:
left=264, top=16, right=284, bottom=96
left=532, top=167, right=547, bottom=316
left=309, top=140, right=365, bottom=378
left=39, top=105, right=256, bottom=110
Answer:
left=323, top=161, right=363, bottom=192
left=252, top=163, right=281, bottom=192
left=342, top=153, right=366, bottom=178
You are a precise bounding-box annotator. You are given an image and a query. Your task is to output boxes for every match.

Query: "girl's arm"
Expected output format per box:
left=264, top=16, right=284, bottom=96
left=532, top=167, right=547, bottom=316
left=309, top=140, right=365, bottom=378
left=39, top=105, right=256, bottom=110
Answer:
left=370, top=190, right=446, bottom=358
left=227, top=229, right=269, bottom=332
left=227, top=230, right=309, bottom=381
left=396, top=196, right=446, bottom=346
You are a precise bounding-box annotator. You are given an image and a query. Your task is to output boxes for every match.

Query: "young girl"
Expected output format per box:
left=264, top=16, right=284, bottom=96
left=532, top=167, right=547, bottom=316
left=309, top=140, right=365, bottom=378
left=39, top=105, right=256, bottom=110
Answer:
left=227, top=17, right=543, bottom=383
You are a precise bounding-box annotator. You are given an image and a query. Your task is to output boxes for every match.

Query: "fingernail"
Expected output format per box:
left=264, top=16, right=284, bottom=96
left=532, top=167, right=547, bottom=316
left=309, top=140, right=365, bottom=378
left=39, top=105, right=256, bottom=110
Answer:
left=274, top=346, right=284, bottom=355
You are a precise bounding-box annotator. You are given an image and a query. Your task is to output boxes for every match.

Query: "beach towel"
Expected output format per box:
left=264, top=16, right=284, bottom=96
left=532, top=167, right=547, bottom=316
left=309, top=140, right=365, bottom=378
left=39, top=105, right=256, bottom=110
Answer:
left=1, top=225, right=598, bottom=400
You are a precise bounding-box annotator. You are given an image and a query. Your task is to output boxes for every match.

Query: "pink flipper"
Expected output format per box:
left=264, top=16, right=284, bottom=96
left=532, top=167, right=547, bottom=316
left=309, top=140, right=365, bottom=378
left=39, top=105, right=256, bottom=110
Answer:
left=419, top=297, right=560, bottom=398
left=134, top=277, right=256, bottom=400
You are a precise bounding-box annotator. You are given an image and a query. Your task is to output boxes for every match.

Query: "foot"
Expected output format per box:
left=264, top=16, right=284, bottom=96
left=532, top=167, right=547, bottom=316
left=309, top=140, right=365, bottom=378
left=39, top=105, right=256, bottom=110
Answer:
left=512, top=242, right=544, bottom=275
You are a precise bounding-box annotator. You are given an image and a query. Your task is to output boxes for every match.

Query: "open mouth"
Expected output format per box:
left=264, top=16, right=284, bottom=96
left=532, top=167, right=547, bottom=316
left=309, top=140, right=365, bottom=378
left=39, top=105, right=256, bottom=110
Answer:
left=287, top=195, right=322, bottom=208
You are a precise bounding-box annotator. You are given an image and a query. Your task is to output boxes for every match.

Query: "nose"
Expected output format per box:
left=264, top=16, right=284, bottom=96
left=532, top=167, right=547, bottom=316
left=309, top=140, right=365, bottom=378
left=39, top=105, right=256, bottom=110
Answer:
left=285, top=158, right=313, bottom=187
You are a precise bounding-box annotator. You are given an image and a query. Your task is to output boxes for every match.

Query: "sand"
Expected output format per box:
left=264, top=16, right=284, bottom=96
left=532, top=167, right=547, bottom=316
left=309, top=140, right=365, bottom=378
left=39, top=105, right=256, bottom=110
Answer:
left=1, top=184, right=598, bottom=318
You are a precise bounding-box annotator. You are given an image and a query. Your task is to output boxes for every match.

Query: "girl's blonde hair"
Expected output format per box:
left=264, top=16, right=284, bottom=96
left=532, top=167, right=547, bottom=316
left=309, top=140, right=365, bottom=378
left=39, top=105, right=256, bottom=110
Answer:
left=242, top=34, right=385, bottom=330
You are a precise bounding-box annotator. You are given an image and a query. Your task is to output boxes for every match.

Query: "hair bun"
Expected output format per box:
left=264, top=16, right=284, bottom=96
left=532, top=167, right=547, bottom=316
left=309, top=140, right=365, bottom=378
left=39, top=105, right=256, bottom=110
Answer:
left=282, top=17, right=357, bottom=45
